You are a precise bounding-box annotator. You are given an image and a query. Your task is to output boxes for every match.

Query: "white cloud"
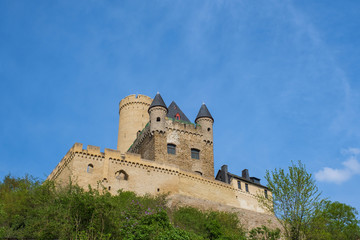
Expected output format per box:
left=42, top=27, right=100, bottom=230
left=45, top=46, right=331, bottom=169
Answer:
left=342, top=147, right=360, bottom=156
left=315, top=148, right=360, bottom=184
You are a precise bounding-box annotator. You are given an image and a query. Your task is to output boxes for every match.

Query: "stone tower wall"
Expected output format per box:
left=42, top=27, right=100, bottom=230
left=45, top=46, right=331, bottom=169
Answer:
left=117, top=94, right=153, bottom=153
left=129, top=118, right=214, bottom=178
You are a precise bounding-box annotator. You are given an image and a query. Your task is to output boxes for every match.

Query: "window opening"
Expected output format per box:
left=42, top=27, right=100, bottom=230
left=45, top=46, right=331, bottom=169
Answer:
left=245, top=183, right=249, bottom=192
left=156, top=117, right=161, bottom=122
left=207, top=128, right=211, bottom=132
left=237, top=181, right=241, bottom=189
left=115, top=170, right=129, bottom=180
left=87, top=164, right=94, bottom=173
left=191, top=148, right=200, bottom=159
left=264, top=189, right=268, bottom=198
left=167, top=144, right=176, bottom=155
left=195, top=171, right=202, bottom=176
left=175, top=113, right=180, bottom=120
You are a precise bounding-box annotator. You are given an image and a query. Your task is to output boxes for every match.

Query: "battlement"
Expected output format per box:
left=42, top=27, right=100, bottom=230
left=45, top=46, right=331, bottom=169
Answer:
left=165, top=117, right=201, bottom=136
left=119, top=94, right=153, bottom=111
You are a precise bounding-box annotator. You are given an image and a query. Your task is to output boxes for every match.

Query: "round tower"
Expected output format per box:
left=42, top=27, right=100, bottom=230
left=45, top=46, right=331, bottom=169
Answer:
left=195, top=103, right=214, bottom=143
left=148, top=93, right=168, bottom=133
left=117, top=94, right=153, bottom=153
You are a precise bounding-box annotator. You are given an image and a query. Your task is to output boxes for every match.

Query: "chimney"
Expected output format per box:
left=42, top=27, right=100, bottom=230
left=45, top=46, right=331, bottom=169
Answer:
left=242, top=169, right=250, bottom=180
left=221, top=165, right=229, bottom=183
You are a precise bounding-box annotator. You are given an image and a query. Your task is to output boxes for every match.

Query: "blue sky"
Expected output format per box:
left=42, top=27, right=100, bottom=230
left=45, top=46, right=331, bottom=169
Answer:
left=1, top=0, right=360, bottom=212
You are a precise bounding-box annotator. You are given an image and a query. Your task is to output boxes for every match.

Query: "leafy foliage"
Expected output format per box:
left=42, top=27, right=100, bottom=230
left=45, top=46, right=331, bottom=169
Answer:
left=257, top=161, right=322, bottom=239
left=248, top=225, right=281, bottom=240
left=172, top=206, right=247, bottom=239
left=0, top=175, right=251, bottom=239
left=307, top=200, right=360, bottom=240
left=257, top=161, right=360, bottom=240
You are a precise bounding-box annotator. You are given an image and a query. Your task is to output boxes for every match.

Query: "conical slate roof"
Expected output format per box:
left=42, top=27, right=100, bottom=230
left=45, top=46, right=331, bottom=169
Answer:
left=167, top=101, right=191, bottom=123
left=195, top=103, right=214, bottom=122
left=148, top=93, right=167, bottom=112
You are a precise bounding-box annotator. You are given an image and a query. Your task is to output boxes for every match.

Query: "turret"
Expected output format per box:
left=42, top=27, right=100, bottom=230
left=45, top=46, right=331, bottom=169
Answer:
left=148, top=93, right=168, bottom=133
left=195, top=103, right=214, bottom=143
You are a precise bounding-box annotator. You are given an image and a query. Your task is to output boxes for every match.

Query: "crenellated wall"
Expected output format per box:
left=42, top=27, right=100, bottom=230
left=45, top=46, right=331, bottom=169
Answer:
left=48, top=143, right=267, bottom=214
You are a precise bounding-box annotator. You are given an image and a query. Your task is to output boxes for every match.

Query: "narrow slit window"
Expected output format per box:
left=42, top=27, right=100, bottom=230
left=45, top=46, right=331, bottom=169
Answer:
left=191, top=148, right=200, bottom=159
left=167, top=144, right=176, bottom=155
left=264, top=189, right=268, bottom=199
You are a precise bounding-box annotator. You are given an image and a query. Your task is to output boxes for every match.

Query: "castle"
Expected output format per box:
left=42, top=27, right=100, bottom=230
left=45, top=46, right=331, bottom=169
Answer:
left=47, top=93, right=275, bottom=228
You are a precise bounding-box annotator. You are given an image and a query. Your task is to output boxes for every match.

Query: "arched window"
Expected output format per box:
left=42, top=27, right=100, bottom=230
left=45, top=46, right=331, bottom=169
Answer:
left=175, top=113, right=180, bottom=120
left=167, top=144, right=176, bottom=155
left=87, top=164, right=94, bottom=173
left=195, top=171, right=202, bottom=176
left=191, top=148, right=200, bottom=159
left=115, top=170, right=129, bottom=181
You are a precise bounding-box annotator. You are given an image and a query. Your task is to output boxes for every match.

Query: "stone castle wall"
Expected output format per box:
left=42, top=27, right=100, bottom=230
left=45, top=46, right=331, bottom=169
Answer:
left=48, top=143, right=268, bottom=214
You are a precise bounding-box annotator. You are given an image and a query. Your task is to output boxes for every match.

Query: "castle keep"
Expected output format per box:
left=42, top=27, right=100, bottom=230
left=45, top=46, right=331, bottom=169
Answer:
left=47, top=93, right=275, bottom=228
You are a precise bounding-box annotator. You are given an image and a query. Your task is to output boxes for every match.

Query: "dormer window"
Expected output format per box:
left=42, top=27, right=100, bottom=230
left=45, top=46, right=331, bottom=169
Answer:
left=191, top=148, right=200, bottom=159
left=167, top=144, right=176, bottom=155
left=175, top=113, right=180, bottom=120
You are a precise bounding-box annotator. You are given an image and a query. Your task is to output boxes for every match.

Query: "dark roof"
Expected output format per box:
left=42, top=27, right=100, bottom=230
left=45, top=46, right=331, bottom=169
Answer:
left=166, top=101, right=191, bottom=123
left=148, top=93, right=167, bottom=112
left=227, top=173, right=267, bottom=188
left=215, top=170, right=267, bottom=189
left=195, top=103, right=214, bottom=122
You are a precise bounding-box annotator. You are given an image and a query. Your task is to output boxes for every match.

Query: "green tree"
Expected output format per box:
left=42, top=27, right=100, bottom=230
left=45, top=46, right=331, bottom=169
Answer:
left=257, top=161, right=321, bottom=240
left=307, top=200, right=360, bottom=240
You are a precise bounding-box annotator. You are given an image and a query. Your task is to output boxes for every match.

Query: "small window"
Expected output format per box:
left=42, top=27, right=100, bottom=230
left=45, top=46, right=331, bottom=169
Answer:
left=156, top=117, right=161, bottom=122
left=264, top=189, right=268, bottom=199
left=115, top=170, right=129, bottom=181
left=207, top=128, right=211, bottom=132
left=195, top=171, right=202, bottom=176
left=245, top=183, right=249, bottom=192
left=237, top=181, right=241, bottom=189
left=87, top=164, right=93, bottom=173
left=175, top=113, right=180, bottom=120
left=191, top=148, right=200, bottom=159
left=167, top=144, right=176, bottom=155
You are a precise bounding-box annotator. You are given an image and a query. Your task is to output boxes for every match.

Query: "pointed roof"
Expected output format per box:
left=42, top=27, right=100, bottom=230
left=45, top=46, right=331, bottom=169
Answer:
left=195, top=103, right=214, bottom=122
left=148, top=93, right=167, bottom=112
left=167, top=101, right=191, bottom=123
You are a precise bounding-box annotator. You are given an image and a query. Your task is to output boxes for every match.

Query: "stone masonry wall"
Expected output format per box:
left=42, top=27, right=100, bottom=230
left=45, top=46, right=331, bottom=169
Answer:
left=49, top=144, right=268, bottom=213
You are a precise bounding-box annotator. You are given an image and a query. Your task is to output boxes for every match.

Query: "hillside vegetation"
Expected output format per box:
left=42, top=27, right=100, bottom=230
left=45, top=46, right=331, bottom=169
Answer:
left=0, top=175, right=280, bottom=240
